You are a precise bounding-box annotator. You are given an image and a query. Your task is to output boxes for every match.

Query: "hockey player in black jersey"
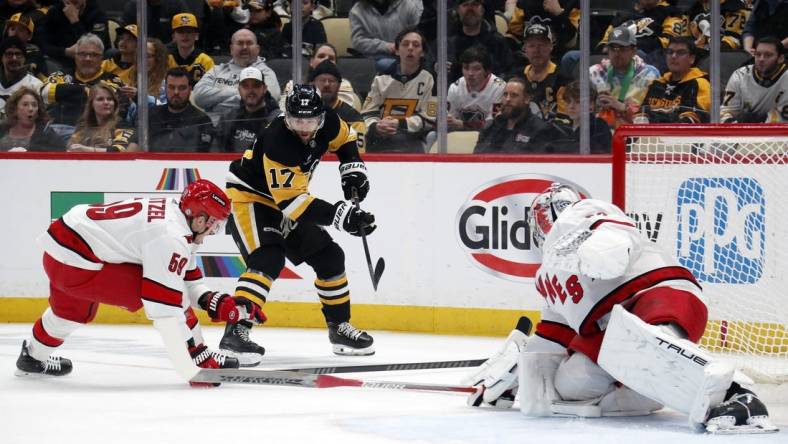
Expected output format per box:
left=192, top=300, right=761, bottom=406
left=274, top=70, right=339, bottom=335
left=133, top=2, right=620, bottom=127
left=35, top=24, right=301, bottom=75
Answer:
left=223, top=84, right=376, bottom=365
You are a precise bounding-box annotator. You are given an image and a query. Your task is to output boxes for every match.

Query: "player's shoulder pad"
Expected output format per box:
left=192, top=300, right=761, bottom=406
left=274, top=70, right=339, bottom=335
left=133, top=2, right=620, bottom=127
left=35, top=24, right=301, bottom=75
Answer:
left=261, top=117, right=303, bottom=167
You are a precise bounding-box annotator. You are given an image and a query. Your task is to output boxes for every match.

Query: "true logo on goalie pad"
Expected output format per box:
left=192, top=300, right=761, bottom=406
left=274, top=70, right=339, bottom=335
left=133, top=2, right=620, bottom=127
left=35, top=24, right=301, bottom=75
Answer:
left=676, top=178, right=765, bottom=283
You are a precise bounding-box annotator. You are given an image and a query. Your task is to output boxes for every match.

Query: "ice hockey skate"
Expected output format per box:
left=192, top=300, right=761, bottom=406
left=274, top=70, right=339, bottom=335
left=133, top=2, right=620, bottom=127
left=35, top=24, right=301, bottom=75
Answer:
left=15, top=340, right=72, bottom=377
left=219, top=321, right=265, bottom=367
left=705, top=388, right=779, bottom=434
left=328, top=321, right=374, bottom=356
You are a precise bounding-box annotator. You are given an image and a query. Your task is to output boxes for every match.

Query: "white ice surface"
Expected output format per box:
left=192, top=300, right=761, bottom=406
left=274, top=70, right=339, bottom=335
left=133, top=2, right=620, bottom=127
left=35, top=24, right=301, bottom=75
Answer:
left=1, top=324, right=784, bottom=444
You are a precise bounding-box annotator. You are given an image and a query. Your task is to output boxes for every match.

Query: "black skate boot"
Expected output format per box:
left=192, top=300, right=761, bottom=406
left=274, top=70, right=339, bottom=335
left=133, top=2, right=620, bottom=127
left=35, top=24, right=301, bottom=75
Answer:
left=328, top=321, right=374, bottom=356
left=15, top=340, right=72, bottom=377
left=705, top=385, right=778, bottom=434
left=219, top=321, right=265, bottom=367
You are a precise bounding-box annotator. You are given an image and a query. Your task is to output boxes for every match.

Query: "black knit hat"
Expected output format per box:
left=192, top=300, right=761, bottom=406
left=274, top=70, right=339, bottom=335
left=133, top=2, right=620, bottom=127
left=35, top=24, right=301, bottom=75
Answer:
left=307, top=59, right=342, bottom=83
left=0, top=36, right=26, bottom=56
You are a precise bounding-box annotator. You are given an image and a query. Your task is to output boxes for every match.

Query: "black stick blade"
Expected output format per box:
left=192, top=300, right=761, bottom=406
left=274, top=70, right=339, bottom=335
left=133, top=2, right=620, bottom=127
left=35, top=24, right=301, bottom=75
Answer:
left=371, top=258, right=385, bottom=290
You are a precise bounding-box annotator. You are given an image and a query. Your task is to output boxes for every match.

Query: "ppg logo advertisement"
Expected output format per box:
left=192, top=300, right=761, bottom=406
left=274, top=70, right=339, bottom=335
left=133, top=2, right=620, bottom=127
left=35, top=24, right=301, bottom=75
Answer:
left=676, top=177, right=765, bottom=284
left=456, top=174, right=589, bottom=282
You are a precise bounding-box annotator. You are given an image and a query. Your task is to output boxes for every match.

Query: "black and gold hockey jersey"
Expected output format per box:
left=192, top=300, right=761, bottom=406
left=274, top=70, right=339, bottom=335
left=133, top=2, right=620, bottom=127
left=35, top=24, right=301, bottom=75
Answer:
left=41, top=69, right=125, bottom=126
left=688, top=0, right=750, bottom=51
left=100, top=54, right=134, bottom=85
left=637, top=67, right=711, bottom=123
left=599, top=1, right=689, bottom=52
left=167, top=43, right=215, bottom=85
left=523, top=62, right=569, bottom=118
left=226, top=108, right=362, bottom=225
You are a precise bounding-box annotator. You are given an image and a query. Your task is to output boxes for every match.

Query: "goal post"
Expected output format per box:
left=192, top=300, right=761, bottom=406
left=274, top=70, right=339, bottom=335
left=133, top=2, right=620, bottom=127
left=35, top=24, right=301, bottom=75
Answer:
left=612, top=124, right=788, bottom=384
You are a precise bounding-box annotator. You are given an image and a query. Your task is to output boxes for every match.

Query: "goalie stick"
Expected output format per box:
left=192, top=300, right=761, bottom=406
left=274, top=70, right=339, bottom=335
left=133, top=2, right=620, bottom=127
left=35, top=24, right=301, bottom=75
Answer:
left=190, top=368, right=477, bottom=394
left=278, top=358, right=488, bottom=374
left=352, top=188, right=385, bottom=291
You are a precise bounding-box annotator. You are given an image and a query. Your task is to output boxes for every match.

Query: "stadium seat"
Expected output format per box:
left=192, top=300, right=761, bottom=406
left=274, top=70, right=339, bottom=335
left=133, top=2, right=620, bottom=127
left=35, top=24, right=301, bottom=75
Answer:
left=429, top=131, right=480, bottom=154
left=336, top=57, right=376, bottom=102
left=321, top=17, right=353, bottom=57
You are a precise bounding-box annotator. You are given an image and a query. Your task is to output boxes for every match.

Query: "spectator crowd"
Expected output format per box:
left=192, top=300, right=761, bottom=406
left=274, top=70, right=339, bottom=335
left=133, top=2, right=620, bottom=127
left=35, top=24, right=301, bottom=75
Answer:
left=0, top=0, right=785, bottom=153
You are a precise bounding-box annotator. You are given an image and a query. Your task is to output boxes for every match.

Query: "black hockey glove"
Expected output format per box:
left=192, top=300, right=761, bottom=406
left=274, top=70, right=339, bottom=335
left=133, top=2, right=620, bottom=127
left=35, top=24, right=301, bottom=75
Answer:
left=332, top=201, right=376, bottom=236
left=339, top=162, right=369, bottom=202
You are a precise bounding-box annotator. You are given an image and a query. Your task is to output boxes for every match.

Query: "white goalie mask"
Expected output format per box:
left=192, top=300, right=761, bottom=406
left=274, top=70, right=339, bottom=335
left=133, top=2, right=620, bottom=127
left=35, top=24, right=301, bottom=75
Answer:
left=529, top=183, right=582, bottom=249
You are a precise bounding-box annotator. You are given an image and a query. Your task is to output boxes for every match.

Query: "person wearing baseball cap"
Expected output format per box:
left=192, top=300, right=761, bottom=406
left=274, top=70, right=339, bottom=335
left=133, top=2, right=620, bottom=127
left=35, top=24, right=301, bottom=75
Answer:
left=589, top=24, right=659, bottom=128
left=3, top=13, right=48, bottom=81
left=4, top=13, right=35, bottom=42
left=519, top=19, right=570, bottom=119
left=308, top=59, right=366, bottom=152
left=448, top=0, right=512, bottom=83
left=167, top=13, right=215, bottom=85
left=101, top=24, right=138, bottom=85
left=217, top=66, right=280, bottom=152
left=0, top=36, right=43, bottom=119
left=120, top=0, right=190, bottom=42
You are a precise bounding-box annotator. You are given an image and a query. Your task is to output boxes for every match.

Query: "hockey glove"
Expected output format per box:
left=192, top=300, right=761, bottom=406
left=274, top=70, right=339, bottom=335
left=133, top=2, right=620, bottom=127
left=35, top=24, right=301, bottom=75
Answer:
left=199, top=292, right=267, bottom=325
left=189, top=343, right=220, bottom=387
left=332, top=201, right=376, bottom=237
left=339, top=162, right=369, bottom=202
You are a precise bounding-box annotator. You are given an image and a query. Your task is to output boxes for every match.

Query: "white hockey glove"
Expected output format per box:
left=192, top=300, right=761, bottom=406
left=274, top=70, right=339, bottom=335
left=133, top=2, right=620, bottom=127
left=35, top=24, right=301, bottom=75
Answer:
left=576, top=228, right=633, bottom=279
left=465, top=317, right=531, bottom=409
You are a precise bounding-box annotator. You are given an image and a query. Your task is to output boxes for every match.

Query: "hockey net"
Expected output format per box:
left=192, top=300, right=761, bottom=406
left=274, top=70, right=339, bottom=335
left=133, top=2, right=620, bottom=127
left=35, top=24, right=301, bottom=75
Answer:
left=613, top=124, right=788, bottom=385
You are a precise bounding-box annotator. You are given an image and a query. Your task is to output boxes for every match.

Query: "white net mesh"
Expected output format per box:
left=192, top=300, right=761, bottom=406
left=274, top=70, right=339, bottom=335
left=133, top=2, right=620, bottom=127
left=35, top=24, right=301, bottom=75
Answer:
left=621, top=127, right=788, bottom=383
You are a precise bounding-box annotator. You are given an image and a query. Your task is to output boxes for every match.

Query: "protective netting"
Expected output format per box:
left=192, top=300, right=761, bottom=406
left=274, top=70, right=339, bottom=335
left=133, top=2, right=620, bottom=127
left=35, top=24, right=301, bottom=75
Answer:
left=623, top=130, right=788, bottom=383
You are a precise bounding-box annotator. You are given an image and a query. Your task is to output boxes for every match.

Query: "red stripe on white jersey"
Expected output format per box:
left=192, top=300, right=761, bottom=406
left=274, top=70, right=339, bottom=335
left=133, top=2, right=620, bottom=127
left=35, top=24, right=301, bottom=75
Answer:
left=535, top=320, right=576, bottom=349
left=32, top=318, right=64, bottom=347
left=579, top=266, right=701, bottom=336
left=184, top=268, right=203, bottom=281
left=589, top=219, right=635, bottom=230
left=184, top=307, right=199, bottom=329
left=47, top=218, right=101, bottom=264
left=141, top=278, right=183, bottom=308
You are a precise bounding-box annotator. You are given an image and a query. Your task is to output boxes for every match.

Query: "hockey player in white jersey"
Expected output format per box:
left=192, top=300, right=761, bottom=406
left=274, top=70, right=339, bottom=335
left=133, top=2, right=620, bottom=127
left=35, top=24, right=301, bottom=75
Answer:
left=721, top=36, right=787, bottom=123
left=467, top=183, right=778, bottom=434
left=15, top=179, right=265, bottom=385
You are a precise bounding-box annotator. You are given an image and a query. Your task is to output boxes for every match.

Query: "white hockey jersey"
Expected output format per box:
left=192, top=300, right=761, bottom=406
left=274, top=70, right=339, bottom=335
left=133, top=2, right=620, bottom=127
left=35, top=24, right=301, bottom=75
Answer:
left=721, top=63, right=788, bottom=123
left=38, top=197, right=210, bottom=322
left=530, top=199, right=703, bottom=349
left=447, top=74, right=505, bottom=130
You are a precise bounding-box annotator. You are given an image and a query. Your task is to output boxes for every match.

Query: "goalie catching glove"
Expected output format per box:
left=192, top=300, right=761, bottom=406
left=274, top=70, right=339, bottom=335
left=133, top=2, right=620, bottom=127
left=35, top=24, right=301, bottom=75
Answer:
left=198, top=292, right=267, bottom=325
left=340, top=162, right=369, bottom=202
left=332, top=201, right=375, bottom=236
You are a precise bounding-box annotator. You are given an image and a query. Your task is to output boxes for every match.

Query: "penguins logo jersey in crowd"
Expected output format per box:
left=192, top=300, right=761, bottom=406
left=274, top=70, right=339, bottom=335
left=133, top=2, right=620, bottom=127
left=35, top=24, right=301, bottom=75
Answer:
left=721, top=63, right=788, bottom=123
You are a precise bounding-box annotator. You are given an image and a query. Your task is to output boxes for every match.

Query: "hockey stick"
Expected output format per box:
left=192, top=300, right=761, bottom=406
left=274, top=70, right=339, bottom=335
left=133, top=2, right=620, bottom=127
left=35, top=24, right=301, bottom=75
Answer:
left=351, top=188, right=385, bottom=291
left=277, top=358, right=488, bottom=374
left=190, top=368, right=477, bottom=394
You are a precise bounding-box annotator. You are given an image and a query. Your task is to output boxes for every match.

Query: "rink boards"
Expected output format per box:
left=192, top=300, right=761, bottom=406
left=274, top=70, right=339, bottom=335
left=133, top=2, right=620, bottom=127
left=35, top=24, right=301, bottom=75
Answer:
left=0, top=154, right=612, bottom=335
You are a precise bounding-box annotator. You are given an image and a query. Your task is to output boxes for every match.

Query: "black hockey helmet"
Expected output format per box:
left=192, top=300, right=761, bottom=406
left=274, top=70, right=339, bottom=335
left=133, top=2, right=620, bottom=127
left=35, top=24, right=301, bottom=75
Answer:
left=284, top=84, right=325, bottom=135
left=285, top=84, right=324, bottom=119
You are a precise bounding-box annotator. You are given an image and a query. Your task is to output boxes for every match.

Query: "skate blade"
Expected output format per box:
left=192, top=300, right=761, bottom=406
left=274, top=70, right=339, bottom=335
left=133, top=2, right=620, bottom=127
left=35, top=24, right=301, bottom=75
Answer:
left=706, top=418, right=779, bottom=435
left=332, top=344, right=375, bottom=356
left=219, top=350, right=263, bottom=367
left=14, top=369, right=66, bottom=378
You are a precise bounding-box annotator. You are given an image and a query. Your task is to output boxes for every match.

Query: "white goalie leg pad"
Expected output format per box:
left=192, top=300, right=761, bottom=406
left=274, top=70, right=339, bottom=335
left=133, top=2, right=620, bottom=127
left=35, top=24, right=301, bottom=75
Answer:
left=518, top=352, right=564, bottom=416
left=598, top=305, right=734, bottom=427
